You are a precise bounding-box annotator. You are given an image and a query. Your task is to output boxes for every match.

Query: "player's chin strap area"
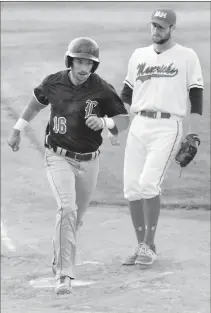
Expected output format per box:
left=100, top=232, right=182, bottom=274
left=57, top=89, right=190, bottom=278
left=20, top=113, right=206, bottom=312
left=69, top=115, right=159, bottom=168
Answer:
left=50, top=144, right=100, bottom=162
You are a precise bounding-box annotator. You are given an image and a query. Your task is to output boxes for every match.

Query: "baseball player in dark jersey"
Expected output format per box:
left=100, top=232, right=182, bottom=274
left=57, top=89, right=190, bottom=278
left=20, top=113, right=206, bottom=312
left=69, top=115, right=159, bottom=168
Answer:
left=8, top=37, right=129, bottom=295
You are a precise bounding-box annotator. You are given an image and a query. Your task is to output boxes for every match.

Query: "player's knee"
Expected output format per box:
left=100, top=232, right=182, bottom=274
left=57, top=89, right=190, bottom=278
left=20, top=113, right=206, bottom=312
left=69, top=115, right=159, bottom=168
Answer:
left=139, top=180, right=160, bottom=199
left=57, top=195, right=77, bottom=214
left=124, top=185, right=142, bottom=201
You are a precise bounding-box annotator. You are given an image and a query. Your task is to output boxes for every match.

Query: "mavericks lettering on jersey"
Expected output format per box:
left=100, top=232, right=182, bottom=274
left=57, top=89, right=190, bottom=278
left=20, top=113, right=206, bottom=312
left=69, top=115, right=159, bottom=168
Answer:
left=136, top=62, right=179, bottom=83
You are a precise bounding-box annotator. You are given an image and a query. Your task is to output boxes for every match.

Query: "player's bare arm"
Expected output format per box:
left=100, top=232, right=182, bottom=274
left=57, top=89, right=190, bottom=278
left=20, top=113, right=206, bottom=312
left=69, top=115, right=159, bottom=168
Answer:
left=7, top=96, right=47, bottom=151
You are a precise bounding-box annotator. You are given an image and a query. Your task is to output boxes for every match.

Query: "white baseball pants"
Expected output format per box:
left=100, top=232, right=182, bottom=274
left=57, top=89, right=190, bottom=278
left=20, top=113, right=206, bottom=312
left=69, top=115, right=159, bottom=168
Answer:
left=44, top=148, right=99, bottom=279
left=124, top=115, right=183, bottom=200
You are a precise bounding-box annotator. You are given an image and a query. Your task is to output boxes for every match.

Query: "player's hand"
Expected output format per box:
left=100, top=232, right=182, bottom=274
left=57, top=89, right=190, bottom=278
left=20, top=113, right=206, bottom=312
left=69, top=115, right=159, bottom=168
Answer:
left=85, top=115, right=104, bottom=131
left=108, top=130, right=120, bottom=146
left=7, top=129, right=21, bottom=152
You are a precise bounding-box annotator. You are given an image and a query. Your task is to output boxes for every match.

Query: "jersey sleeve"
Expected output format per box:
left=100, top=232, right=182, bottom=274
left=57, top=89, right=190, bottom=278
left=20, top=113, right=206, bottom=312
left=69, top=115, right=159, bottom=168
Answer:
left=120, top=83, right=133, bottom=105
left=100, top=84, right=128, bottom=117
left=187, top=49, right=204, bottom=91
left=123, top=50, right=137, bottom=90
left=33, top=74, right=53, bottom=106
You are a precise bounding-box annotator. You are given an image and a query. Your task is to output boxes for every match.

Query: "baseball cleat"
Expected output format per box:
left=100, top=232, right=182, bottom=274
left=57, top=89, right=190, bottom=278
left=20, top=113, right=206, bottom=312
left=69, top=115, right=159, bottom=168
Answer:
left=122, top=243, right=156, bottom=265
left=135, top=243, right=156, bottom=265
left=55, top=276, right=72, bottom=295
left=122, top=245, right=140, bottom=265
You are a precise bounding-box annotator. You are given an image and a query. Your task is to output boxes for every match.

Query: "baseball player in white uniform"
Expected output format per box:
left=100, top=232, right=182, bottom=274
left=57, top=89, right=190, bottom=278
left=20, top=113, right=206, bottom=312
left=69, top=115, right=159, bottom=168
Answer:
left=120, top=8, right=204, bottom=265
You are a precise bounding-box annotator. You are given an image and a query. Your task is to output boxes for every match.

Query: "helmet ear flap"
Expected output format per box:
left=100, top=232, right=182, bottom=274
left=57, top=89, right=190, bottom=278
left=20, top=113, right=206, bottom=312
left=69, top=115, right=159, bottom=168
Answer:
left=65, top=55, right=72, bottom=68
left=91, top=61, right=99, bottom=73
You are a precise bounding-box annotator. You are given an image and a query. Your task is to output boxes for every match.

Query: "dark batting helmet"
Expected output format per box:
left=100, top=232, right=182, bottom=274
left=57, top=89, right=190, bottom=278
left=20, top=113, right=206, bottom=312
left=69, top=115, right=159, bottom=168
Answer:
left=65, top=37, right=100, bottom=73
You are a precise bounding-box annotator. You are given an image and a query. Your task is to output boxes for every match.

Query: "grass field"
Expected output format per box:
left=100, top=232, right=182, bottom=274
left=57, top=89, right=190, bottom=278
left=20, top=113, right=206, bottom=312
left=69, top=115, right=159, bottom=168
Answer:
left=1, top=2, right=210, bottom=313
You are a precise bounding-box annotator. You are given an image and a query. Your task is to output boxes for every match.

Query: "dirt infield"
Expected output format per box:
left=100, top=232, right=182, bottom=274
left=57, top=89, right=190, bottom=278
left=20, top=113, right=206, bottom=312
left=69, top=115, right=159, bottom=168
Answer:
left=1, top=207, right=210, bottom=313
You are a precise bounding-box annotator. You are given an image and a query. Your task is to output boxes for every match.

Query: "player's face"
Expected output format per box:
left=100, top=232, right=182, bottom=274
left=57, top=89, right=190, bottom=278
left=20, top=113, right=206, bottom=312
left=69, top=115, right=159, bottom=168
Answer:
left=150, top=22, right=172, bottom=44
left=71, top=58, right=94, bottom=83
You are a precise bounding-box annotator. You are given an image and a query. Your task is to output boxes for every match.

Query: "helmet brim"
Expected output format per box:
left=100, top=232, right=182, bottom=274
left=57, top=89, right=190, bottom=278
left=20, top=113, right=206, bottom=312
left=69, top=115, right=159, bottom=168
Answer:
left=66, top=52, right=99, bottom=63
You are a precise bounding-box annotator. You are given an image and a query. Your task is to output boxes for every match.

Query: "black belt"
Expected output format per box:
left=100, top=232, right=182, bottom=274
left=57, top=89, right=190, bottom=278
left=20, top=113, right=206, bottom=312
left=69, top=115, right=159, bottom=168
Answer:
left=52, top=145, right=100, bottom=161
left=137, top=110, right=171, bottom=119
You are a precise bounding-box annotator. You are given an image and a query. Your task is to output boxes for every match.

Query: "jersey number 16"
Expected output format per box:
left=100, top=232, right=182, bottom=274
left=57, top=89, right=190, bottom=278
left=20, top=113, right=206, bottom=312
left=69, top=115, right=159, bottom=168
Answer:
left=53, top=116, right=67, bottom=134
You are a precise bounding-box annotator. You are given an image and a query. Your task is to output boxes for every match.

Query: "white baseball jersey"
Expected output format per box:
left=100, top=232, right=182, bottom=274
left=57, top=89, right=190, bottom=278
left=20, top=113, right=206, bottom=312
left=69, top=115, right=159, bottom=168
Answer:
left=124, top=43, right=204, bottom=117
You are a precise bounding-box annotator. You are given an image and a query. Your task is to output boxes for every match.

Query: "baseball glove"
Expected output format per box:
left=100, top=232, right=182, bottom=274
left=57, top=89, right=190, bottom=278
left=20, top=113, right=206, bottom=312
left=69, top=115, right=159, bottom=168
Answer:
left=175, top=133, right=200, bottom=168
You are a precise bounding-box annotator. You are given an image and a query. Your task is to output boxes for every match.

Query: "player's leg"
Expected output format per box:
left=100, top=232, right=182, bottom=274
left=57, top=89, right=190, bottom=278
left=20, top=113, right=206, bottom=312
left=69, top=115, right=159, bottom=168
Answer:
left=136, top=119, right=182, bottom=265
left=123, top=116, right=147, bottom=265
left=75, top=156, right=99, bottom=231
left=122, top=199, right=147, bottom=265
left=129, top=200, right=145, bottom=245
left=44, top=148, right=78, bottom=293
left=143, top=196, right=160, bottom=249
